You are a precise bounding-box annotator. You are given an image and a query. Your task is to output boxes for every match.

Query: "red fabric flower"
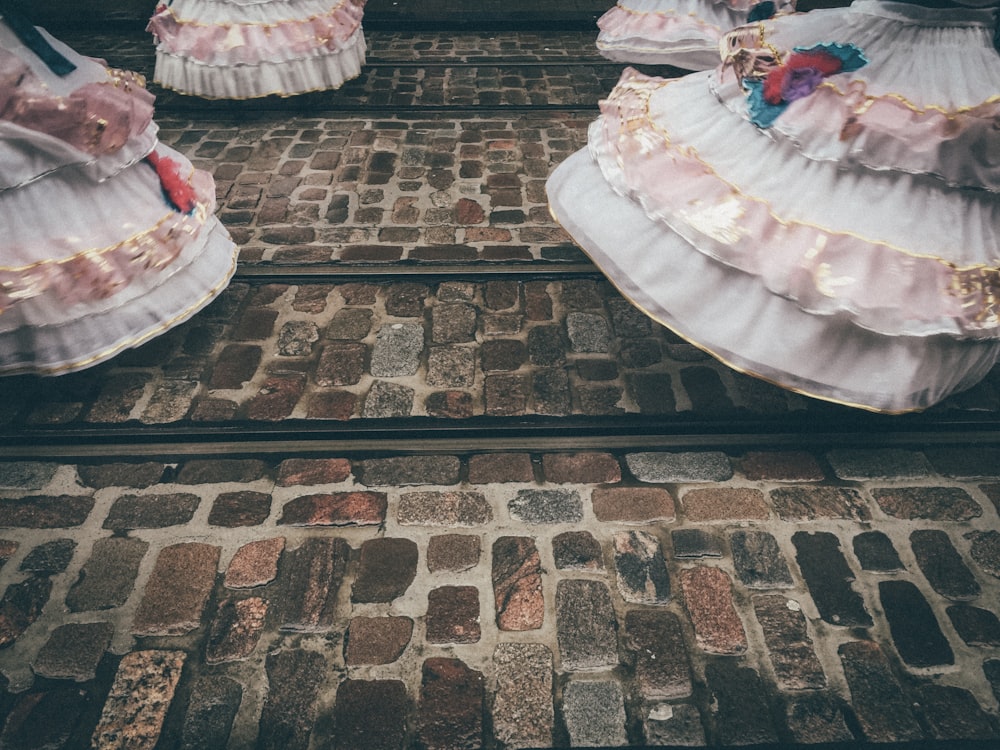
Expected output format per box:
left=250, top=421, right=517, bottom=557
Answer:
left=146, top=151, right=196, bottom=214
left=762, top=50, right=843, bottom=105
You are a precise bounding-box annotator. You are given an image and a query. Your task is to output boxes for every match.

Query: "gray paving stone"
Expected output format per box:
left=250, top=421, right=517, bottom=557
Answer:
left=566, top=312, right=612, bottom=353
left=552, top=531, right=604, bottom=570
left=432, top=302, right=477, bottom=344
left=625, top=609, right=692, bottom=700
left=0, top=462, right=58, bottom=490
left=910, top=529, right=981, bottom=600
left=77, top=462, right=164, bottom=489
left=730, top=530, right=793, bottom=589
left=644, top=703, right=706, bottom=747
left=417, top=658, right=484, bottom=750
left=277, top=321, right=319, bottom=356
left=180, top=676, right=243, bottom=750
left=916, top=683, right=1000, bottom=740
left=357, top=455, right=461, bottom=486
left=705, top=661, right=778, bottom=746
left=66, top=536, right=148, bottom=611
left=527, top=325, right=567, bottom=366
left=33, top=621, right=113, bottom=681
left=625, top=451, right=733, bottom=483
left=556, top=579, right=619, bottom=670
left=361, top=380, right=415, bottom=418
left=532, top=367, right=573, bottom=415
left=613, top=530, right=671, bottom=604
left=838, top=640, right=923, bottom=742
left=770, top=486, right=871, bottom=521
left=879, top=580, right=954, bottom=667
left=132, top=543, right=220, bottom=636
left=752, top=595, right=826, bottom=690
left=671, top=528, right=724, bottom=558
left=0, top=688, right=90, bottom=750
left=19, top=539, right=75, bottom=574
left=103, top=492, right=200, bottom=530
left=947, top=604, right=1000, bottom=646
left=0, top=577, right=50, bottom=648
left=826, top=448, right=931, bottom=479
left=426, top=534, right=481, bottom=572
left=508, top=488, right=582, bottom=524
left=427, top=345, right=476, bottom=388
left=852, top=530, right=903, bottom=571
left=492, top=643, right=554, bottom=750
left=92, top=650, right=186, bottom=750
left=783, top=693, right=854, bottom=744
left=210, top=490, right=273, bottom=527
left=872, top=486, right=983, bottom=521
left=924, top=445, right=1000, bottom=478
left=371, top=322, right=424, bottom=377
left=792, top=531, right=872, bottom=627
left=331, top=679, right=409, bottom=750
left=562, top=680, right=628, bottom=747
left=278, top=537, right=349, bottom=631
left=258, top=649, right=326, bottom=750
left=966, top=530, right=1000, bottom=578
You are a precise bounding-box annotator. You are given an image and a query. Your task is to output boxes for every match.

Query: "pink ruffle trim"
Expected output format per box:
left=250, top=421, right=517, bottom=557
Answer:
left=0, top=156, right=217, bottom=312
left=148, top=0, right=365, bottom=67
left=592, top=68, right=1000, bottom=339
left=598, top=6, right=720, bottom=44
left=0, top=49, right=154, bottom=157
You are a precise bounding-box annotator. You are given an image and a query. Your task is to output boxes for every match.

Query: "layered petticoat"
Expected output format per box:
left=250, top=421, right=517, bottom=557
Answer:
left=597, top=0, right=796, bottom=71
left=0, top=21, right=238, bottom=375
left=549, top=0, right=1000, bottom=412
left=147, top=0, right=367, bottom=98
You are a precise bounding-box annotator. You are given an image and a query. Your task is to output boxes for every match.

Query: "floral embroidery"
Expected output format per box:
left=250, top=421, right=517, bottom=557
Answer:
left=744, top=43, right=868, bottom=128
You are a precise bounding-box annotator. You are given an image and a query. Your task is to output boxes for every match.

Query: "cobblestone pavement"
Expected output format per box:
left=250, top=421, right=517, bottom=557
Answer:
left=1, top=18, right=1000, bottom=750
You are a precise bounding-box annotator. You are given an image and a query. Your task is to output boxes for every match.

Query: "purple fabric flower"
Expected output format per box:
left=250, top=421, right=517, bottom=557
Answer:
left=780, top=66, right=826, bottom=102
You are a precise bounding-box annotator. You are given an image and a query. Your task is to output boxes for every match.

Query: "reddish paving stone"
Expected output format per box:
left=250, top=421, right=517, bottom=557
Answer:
left=492, top=536, right=544, bottom=631
left=0, top=577, right=51, bottom=649
left=325, top=308, right=373, bottom=340
left=752, top=595, right=826, bottom=690
left=352, top=538, right=419, bottom=603
left=206, top=596, right=268, bottom=663
left=0, top=539, right=18, bottom=570
left=552, top=530, right=604, bottom=570
left=84, top=373, right=150, bottom=423
left=417, top=658, right=485, bottom=750
left=245, top=373, right=307, bottom=421
left=739, top=451, right=825, bottom=481
left=872, top=486, right=983, bottom=521
left=730, top=530, right=793, bottom=589
left=209, top=344, right=262, bottom=389
left=398, top=490, right=492, bottom=526
left=76, top=462, right=165, bottom=489
left=467, top=453, right=534, bottom=483
left=19, top=538, right=75, bottom=574
left=484, top=373, right=529, bottom=416
left=190, top=397, right=239, bottom=421
left=175, top=458, right=269, bottom=484
left=356, top=455, right=461, bottom=486
left=625, top=609, right=693, bottom=699
left=480, top=339, right=527, bottom=371
left=132, top=543, right=221, bottom=636
left=679, top=566, right=747, bottom=655
left=331, top=679, right=409, bottom=750
left=613, top=530, right=671, bottom=604
left=208, top=490, right=272, bottom=527
left=276, top=458, right=352, bottom=486
left=278, top=491, right=386, bottom=526
left=0, top=688, right=90, bottom=750
left=0, top=495, right=93, bottom=528
left=291, top=284, right=331, bottom=313
left=258, top=649, right=327, bottom=750
left=33, top=621, right=113, bottom=681
left=91, top=650, right=186, bottom=749
left=225, top=537, right=285, bottom=589
left=427, top=534, right=481, bottom=572
left=493, top=643, right=554, bottom=749
left=103, top=492, right=199, bottom=530
left=592, top=487, right=675, bottom=523
left=315, top=342, right=367, bottom=386
left=541, top=452, right=621, bottom=484
left=425, top=390, right=475, bottom=418
left=233, top=308, right=279, bottom=341
left=770, top=486, right=871, bottom=521
left=66, top=536, right=148, bottom=611
left=344, top=616, right=413, bottom=665
left=306, top=390, right=357, bottom=419
left=427, top=586, right=481, bottom=643
left=838, top=640, right=923, bottom=741
left=680, top=488, right=769, bottom=522
left=278, top=537, right=349, bottom=631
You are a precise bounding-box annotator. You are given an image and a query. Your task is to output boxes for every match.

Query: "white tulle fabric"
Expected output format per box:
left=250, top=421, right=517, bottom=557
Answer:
left=549, top=0, right=1000, bottom=412
left=148, top=0, right=367, bottom=98
left=597, top=0, right=796, bottom=71
left=0, top=21, right=238, bottom=375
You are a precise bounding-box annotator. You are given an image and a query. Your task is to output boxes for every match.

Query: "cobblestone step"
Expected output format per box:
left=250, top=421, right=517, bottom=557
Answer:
left=1, top=448, right=999, bottom=747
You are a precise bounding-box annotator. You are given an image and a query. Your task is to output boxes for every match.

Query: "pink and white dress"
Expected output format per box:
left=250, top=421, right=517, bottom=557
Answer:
left=549, top=0, right=1000, bottom=412
left=597, top=0, right=797, bottom=70
left=0, top=18, right=237, bottom=375
left=147, top=0, right=367, bottom=98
